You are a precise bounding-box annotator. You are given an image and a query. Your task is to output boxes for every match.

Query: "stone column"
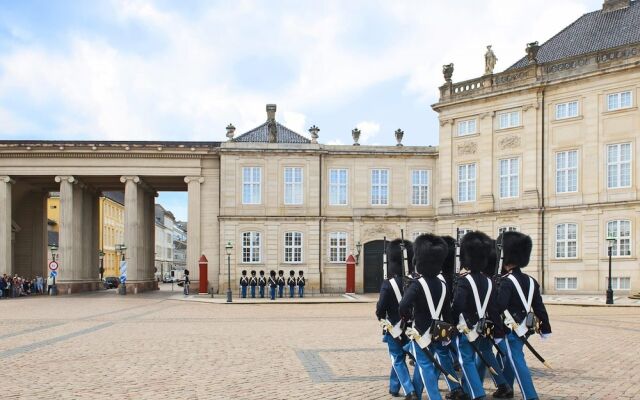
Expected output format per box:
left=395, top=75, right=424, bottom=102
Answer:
left=185, top=176, right=204, bottom=281
left=0, top=176, right=15, bottom=276
left=56, top=176, right=82, bottom=284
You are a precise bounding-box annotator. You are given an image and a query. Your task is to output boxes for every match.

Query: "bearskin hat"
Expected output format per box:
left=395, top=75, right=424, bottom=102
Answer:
left=441, top=236, right=456, bottom=276
left=386, top=239, right=414, bottom=277
left=259, top=270, right=265, bottom=275
left=250, top=270, right=256, bottom=275
left=270, top=270, right=276, bottom=277
left=241, top=270, right=247, bottom=275
left=298, top=270, right=304, bottom=275
left=289, top=270, right=295, bottom=276
left=502, top=231, right=532, bottom=268
left=460, top=231, right=492, bottom=272
left=413, top=234, right=448, bottom=277
left=278, top=270, right=284, bottom=275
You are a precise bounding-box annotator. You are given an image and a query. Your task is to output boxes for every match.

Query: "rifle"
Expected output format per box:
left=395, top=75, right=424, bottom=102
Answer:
left=400, top=229, right=409, bottom=278
left=382, top=236, right=388, bottom=280
left=405, top=327, right=461, bottom=384
left=453, top=227, right=462, bottom=294
left=495, top=235, right=503, bottom=278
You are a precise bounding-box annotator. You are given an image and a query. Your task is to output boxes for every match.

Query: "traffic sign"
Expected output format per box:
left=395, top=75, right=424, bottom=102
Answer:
left=50, top=270, right=58, bottom=278
left=49, top=261, right=59, bottom=271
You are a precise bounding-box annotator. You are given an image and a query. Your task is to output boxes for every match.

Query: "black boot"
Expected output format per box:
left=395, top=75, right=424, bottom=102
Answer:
left=492, top=384, right=514, bottom=398
left=404, top=392, right=418, bottom=400
left=388, top=391, right=400, bottom=398
left=446, top=389, right=470, bottom=400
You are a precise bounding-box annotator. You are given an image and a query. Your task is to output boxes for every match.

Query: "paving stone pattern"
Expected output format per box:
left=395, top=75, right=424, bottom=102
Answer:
left=1, top=290, right=638, bottom=399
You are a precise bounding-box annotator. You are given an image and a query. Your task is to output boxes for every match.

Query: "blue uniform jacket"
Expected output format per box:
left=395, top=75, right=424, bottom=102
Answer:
left=496, top=268, right=551, bottom=334
left=452, top=271, right=504, bottom=338
left=399, top=275, right=452, bottom=334
left=376, top=276, right=403, bottom=326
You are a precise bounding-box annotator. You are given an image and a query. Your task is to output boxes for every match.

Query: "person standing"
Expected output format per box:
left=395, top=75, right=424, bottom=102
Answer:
left=287, top=270, right=296, bottom=298
left=268, top=270, right=278, bottom=301
left=239, top=270, right=249, bottom=298
left=249, top=270, right=258, bottom=298
left=297, top=270, right=306, bottom=298
left=496, top=232, right=551, bottom=400
left=377, top=239, right=417, bottom=400
left=277, top=270, right=285, bottom=298
left=258, top=270, right=267, bottom=298
left=183, top=269, right=190, bottom=295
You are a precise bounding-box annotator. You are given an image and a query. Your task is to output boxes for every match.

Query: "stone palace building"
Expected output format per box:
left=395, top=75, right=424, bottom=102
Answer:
left=0, top=0, right=638, bottom=295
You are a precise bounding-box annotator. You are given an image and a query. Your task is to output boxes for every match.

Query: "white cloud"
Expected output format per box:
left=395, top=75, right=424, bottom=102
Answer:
left=326, top=139, right=344, bottom=145
left=282, top=111, right=307, bottom=136
left=356, top=121, right=380, bottom=144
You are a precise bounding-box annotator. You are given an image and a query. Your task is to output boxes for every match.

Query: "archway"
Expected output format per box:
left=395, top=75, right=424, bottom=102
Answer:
left=363, top=240, right=385, bottom=293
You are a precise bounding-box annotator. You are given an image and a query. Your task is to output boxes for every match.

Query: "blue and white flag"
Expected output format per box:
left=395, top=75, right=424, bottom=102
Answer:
left=120, top=260, right=127, bottom=284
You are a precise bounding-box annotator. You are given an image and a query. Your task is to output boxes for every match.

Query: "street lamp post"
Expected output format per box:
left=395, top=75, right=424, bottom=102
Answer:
left=49, top=244, right=58, bottom=296
left=225, top=241, right=233, bottom=303
left=115, top=244, right=127, bottom=295
left=606, top=237, right=616, bottom=305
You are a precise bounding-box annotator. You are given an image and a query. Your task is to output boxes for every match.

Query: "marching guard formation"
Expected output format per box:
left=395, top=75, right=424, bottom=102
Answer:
left=239, top=269, right=305, bottom=300
left=376, top=230, right=551, bottom=400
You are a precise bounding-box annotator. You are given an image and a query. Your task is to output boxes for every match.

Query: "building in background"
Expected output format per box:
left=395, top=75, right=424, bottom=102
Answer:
left=99, top=192, right=124, bottom=278
left=173, top=221, right=187, bottom=273
left=155, top=204, right=175, bottom=280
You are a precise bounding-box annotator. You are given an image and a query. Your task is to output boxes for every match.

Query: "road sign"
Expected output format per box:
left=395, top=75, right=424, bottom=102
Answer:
left=50, top=270, right=58, bottom=278
left=49, top=261, right=59, bottom=271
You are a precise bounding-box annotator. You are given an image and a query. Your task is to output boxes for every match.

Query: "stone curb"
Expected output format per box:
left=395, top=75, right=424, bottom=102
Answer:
left=544, top=301, right=640, bottom=308
left=168, top=294, right=377, bottom=305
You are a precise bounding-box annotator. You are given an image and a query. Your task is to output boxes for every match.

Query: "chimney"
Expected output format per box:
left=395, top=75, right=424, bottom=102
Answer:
left=266, top=104, right=276, bottom=121
left=603, top=0, right=630, bottom=12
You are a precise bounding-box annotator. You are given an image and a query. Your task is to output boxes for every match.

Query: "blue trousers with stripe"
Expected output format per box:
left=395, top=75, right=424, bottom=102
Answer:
left=404, top=341, right=442, bottom=400
left=289, top=284, right=295, bottom=298
left=433, top=341, right=462, bottom=392
left=454, top=334, right=485, bottom=399
left=241, top=286, right=247, bottom=298
left=269, top=287, right=276, bottom=300
left=383, top=334, right=415, bottom=396
left=298, top=286, right=304, bottom=297
left=498, top=332, right=538, bottom=400
left=475, top=337, right=508, bottom=387
left=250, top=286, right=256, bottom=298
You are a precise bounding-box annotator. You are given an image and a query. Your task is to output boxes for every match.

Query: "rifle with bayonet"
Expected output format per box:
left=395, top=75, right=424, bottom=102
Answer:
left=503, top=311, right=552, bottom=369
left=400, top=229, right=410, bottom=280
left=405, top=327, right=461, bottom=384
left=382, top=236, right=388, bottom=280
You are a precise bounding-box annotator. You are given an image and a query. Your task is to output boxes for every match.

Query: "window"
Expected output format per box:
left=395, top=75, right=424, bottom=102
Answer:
left=499, top=158, right=519, bottom=198
left=498, top=226, right=518, bottom=235
left=606, top=277, right=631, bottom=290
left=371, top=169, right=389, bottom=205
left=411, top=170, right=430, bottom=205
left=556, top=150, right=578, bottom=193
left=457, top=119, right=477, bottom=136
left=329, top=232, right=347, bottom=263
left=607, top=220, right=631, bottom=257
left=284, top=167, right=304, bottom=205
left=242, top=167, right=262, bottom=204
left=498, top=111, right=521, bottom=129
left=166, top=233, right=171, bottom=243
left=329, top=169, right=348, bottom=205
left=284, top=232, right=303, bottom=263
left=166, top=248, right=172, bottom=259
left=457, top=228, right=473, bottom=242
left=607, top=91, right=632, bottom=111
left=555, top=223, right=578, bottom=259
left=555, top=101, right=579, bottom=119
left=242, top=232, right=261, bottom=263
left=555, top=277, right=577, bottom=290
left=458, top=163, right=476, bottom=202
left=412, top=232, right=427, bottom=240
left=607, top=143, right=632, bottom=189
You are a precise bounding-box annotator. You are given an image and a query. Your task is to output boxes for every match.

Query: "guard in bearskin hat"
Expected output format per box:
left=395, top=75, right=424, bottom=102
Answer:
left=495, top=232, right=551, bottom=400
left=239, top=270, right=249, bottom=298
left=248, top=270, right=258, bottom=298
left=376, top=239, right=417, bottom=399
left=452, top=231, right=504, bottom=400
left=287, top=270, right=297, bottom=298
left=296, top=270, right=306, bottom=298
left=268, top=270, right=278, bottom=300
left=277, top=270, right=286, bottom=298
left=399, top=234, right=456, bottom=400
left=258, top=270, right=267, bottom=298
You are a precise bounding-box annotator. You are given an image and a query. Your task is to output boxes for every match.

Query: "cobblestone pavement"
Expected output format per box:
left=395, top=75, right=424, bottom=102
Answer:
left=1, top=290, right=638, bottom=400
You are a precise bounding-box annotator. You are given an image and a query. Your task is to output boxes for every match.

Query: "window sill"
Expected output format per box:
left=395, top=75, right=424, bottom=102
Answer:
left=552, top=115, right=583, bottom=124
left=603, top=106, right=637, bottom=115
left=454, top=132, right=480, bottom=139
left=495, top=125, right=523, bottom=133
left=552, top=258, right=582, bottom=262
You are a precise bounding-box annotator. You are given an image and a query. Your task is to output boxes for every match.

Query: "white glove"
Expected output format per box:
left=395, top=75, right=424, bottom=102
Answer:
left=540, top=333, right=552, bottom=341
left=495, top=338, right=504, bottom=345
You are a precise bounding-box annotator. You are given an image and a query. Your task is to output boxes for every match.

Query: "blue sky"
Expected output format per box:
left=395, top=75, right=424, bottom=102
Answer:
left=0, top=0, right=602, bottom=219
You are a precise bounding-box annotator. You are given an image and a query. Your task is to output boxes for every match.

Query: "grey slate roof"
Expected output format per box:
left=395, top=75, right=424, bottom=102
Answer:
left=233, top=122, right=311, bottom=144
left=508, top=0, right=640, bottom=70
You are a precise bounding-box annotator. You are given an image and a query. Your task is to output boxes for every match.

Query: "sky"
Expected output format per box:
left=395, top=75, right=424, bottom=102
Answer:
left=0, top=0, right=602, bottom=220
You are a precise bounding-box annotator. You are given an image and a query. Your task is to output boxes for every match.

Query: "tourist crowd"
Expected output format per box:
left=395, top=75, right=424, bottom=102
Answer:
left=0, top=274, right=46, bottom=299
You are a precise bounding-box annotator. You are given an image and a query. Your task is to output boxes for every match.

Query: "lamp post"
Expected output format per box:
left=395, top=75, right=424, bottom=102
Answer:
left=355, top=241, right=362, bottom=264
left=98, top=250, right=105, bottom=282
left=115, top=244, right=127, bottom=295
left=49, top=244, right=58, bottom=296
left=225, top=241, right=233, bottom=303
left=606, top=237, right=616, bottom=305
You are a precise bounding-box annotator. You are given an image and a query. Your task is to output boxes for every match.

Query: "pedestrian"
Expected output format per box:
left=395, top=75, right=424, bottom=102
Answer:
left=496, top=231, right=551, bottom=400
left=183, top=269, right=190, bottom=295
left=296, top=270, right=306, bottom=298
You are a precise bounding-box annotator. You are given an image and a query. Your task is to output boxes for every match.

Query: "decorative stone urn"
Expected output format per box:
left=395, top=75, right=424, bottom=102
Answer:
left=226, top=124, right=236, bottom=140
left=352, top=128, right=361, bottom=146
left=309, top=125, right=319, bottom=144
left=395, top=129, right=404, bottom=146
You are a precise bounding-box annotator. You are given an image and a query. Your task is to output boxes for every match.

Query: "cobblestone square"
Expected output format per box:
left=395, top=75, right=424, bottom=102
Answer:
left=1, top=289, right=639, bottom=399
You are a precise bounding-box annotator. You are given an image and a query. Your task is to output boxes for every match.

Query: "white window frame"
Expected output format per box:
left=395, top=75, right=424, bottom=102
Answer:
left=555, top=101, right=579, bottom=120
left=329, top=168, right=348, bottom=206
left=497, top=111, right=521, bottom=129
left=412, top=232, right=427, bottom=240
left=241, top=231, right=261, bottom=263
left=284, top=231, right=303, bottom=264
left=555, top=277, right=577, bottom=290
left=371, top=169, right=389, bottom=206
left=457, top=119, right=477, bottom=136
left=284, top=167, right=304, bottom=205
left=605, top=277, right=631, bottom=290
left=555, top=223, right=578, bottom=259
left=607, top=90, right=632, bottom=111
left=411, top=169, right=430, bottom=206
left=499, top=158, right=520, bottom=199
left=457, top=228, right=473, bottom=242
left=607, top=143, right=632, bottom=189
left=457, top=163, right=476, bottom=203
left=556, top=150, right=579, bottom=193
left=329, top=232, right=348, bottom=263
left=607, top=220, right=632, bottom=257
left=242, top=167, right=262, bottom=205
left=498, top=226, right=518, bottom=236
